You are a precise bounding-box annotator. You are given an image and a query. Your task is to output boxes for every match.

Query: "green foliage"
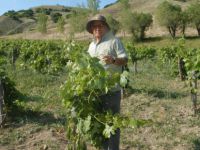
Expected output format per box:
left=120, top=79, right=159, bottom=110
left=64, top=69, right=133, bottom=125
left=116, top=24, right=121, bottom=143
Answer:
left=57, top=17, right=65, bottom=33
left=158, top=45, right=179, bottom=76
left=156, top=1, right=182, bottom=38
left=0, top=39, right=80, bottom=74
left=120, top=70, right=129, bottom=87
left=126, top=43, right=156, bottom=64
left=0, top=39, right=21, bottom=65
left=169, top=38, right=200, bottom=113
left=131, top=12, right=153, bottom=41
left=50, top=12, right=62, bottom=23
left=158, top=46, right=177, bottom=63
left=18, top=9, right=34, bottom=18
left=69, top=12, right=88, bottom=34
left=4, top=9, right=34, bottom=20
left=37, top=13, right=48, bottom=34
left=187, top=1, right=200, bottom=36
left=3, top=10, right=20, bottom=21
left=19, top=40, right=69, bottom=74
left=35, top=8, right=52, bottom=15
left=118, top=9, right=132, bottom=33
left=157, top=37, right=200, bottom=80
left=0, top=51, right=19, bottom=110
left=179, top=10, right=190, bottom=37
left=61, top=41, right=149, bottom=149
left=179, top=37, right=200, bottom=73
left=106, top=15, right=120, bottom=35
left=118, top=0, right=130, bottom=9
left=119, top=10, right=152, bottom=41
left=117, top=0, right=131, bottom=38
left=87, top=0, right=100, bottom=14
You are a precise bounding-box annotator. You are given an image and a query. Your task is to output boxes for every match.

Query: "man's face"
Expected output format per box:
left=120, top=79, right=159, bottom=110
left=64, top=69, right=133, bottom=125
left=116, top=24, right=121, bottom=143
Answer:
left=91, top=21, right=107, bottom=39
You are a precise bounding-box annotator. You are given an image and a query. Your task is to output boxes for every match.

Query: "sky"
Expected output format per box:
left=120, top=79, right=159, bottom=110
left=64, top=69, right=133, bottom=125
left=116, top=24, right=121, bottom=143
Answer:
left=0, top=0, right=117, bottom=15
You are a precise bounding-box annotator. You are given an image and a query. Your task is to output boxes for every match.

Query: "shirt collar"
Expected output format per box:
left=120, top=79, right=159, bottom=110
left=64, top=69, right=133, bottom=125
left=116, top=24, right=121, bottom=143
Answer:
left=93, top=31, right=113, bottom=44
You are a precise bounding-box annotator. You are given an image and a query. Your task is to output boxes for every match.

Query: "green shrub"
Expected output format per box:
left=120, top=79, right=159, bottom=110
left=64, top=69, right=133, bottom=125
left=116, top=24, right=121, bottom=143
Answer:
left=50, top=12, right=62, bottom=23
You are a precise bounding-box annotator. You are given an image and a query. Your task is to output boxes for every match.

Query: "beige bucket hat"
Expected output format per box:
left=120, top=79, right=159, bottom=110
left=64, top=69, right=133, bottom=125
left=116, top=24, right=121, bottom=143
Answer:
left=86, top=14, right=110, bottom=34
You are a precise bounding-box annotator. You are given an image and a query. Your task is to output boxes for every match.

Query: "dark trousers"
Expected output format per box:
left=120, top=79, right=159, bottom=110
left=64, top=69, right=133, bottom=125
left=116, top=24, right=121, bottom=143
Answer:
left=100, top=90, right=121, bottom=150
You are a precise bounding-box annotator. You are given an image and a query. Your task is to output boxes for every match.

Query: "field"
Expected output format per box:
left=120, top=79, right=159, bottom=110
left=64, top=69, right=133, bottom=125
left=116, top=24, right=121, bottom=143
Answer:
left=0, top=38, right=200, bottom=150
left=1, top=0, right=200, bottom=148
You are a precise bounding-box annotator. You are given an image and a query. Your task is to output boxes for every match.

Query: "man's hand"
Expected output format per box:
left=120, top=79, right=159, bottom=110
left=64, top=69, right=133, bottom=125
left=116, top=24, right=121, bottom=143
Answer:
left=101, top=55, right=128, bottom=66
left=101, top=55, right=115, bottom=64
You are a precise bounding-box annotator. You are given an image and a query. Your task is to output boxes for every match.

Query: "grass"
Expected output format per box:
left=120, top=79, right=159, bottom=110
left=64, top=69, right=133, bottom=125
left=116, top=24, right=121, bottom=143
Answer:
left=0, top=43, right=200, bottom=149
left=120, top=58, right=200, bottom=150
left=0, top=65, right=67, bottom=150
left=122, top=36, right=200, bottom=48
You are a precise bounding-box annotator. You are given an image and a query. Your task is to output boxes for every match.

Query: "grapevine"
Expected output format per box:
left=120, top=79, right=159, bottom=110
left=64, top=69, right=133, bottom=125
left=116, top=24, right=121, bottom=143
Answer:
left=61, top=41, right=149, bottom=149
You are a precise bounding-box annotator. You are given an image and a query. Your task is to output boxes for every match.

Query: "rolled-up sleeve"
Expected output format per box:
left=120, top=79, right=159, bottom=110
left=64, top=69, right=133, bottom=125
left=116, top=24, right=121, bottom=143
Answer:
left=113, top=38, right=128, bottom=59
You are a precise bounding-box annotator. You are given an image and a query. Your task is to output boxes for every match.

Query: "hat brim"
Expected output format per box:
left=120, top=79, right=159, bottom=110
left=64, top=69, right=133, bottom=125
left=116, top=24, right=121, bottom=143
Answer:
left=86, top=20, right=110, bottom=34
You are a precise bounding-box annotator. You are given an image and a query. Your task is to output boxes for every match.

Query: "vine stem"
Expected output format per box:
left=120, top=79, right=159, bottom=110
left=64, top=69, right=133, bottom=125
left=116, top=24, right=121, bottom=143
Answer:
left=191, top=71, right=197, bottom=115
left=92, top=115, right=106, bottom=125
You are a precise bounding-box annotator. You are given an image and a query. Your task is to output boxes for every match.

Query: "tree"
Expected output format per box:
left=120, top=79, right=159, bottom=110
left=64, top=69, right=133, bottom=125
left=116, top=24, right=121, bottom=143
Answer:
left=69, top=13, right=88, bottom=35
left=87, top=0, right=100, bottom=14
left=37, top=13, right=48, bottom=34
left=118, top=0, right=130, bottom=9
left=117, top=0, right=131, bottom=37
left=156, top=1, right=182, bottom=38
left=106, top=15, right=120, bottom=35
left=35, top=8, right=52, bottom=15
left=187, top=2, right=200, bottom=36
left=134, top=12, right=153, bottom=40
left=19, top=9, right=34, bottom=18
left=119, top=11, right=152, bottom=41
left=50, top=12, right=62, bottom=23
left=3, top=10, right=20, bottom=21
left=179, top=10, right=189, bottom=37
left=118, top=9, right=132, bottom=37
left=57, top=17, right=65, bottom=34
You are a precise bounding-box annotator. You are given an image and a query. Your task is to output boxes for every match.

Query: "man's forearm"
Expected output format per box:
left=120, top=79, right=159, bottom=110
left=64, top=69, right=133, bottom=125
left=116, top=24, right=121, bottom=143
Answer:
left=113, top=57, right=128, bottom=66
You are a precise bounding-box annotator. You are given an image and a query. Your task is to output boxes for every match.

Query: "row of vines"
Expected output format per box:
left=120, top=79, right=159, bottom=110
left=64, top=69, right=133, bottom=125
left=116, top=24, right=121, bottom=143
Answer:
left=0, top=38, right=199, bottom=148
left=0, top=39, right=78, bottom=74
left=0, top=39, right=148, bottom=149
left=126, top=38, right=200, bottom=114
left=0, top=45, right=19, bottom=125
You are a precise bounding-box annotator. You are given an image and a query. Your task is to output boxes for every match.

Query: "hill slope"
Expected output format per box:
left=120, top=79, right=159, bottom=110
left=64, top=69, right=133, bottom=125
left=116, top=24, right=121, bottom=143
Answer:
left=101, top=0, right=197, bottom=37
left=0, top=16, right=22, bottom=35
left=0, top=5, right=89, bottom=39
left=0, top=0, right=198, bottom=39
left=102, top=0, right=194, bottom=14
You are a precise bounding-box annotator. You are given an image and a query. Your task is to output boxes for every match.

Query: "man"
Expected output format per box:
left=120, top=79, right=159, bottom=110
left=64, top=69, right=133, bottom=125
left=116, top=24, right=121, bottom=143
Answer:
left=86, top=14, right=128, bottom=150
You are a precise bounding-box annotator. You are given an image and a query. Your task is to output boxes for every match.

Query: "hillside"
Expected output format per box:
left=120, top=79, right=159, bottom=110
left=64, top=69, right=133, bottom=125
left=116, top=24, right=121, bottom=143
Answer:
left=0, top=5, right=90, bottom=39
left=0, top=16, right=22, bottom=35
left=0, top=0, right=198, bottom=39
left=102, top=0, right=194, bottom=14
left=31, top=5, right=67, bottom=11
left=101, top=0, right=197, bottom=37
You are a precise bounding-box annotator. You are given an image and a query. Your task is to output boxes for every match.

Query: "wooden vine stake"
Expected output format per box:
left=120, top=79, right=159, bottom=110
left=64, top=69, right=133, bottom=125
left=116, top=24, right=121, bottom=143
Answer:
left=178, top=57, right=186, bottom=81
left=12, top=48, right=18, bottom=69
left=191, top=71, right=197, bottom=115
left=0, top=80, right=4, bottom=125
